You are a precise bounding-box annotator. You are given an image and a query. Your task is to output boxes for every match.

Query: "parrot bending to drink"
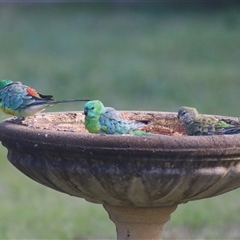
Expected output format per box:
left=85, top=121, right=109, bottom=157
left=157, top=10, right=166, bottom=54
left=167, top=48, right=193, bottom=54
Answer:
left=177, top=106, right=240, bottom=136
left=0, top=79, right=90, bottom=120
left=84, top=100, right=154, bottom=136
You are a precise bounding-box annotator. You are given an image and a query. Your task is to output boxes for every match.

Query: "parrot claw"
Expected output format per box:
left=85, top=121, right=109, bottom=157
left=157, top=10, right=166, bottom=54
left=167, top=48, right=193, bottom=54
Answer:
left=9, top=117, right=25, bottom=125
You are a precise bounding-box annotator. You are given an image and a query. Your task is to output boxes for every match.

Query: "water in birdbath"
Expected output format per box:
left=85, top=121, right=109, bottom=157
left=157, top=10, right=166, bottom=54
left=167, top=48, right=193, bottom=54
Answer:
left=19, top=111, right=186, bottom=136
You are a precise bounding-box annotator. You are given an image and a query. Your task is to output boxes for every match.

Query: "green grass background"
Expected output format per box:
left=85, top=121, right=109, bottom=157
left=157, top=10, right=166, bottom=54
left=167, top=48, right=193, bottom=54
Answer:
left=0, top=3, right=240, bottom=239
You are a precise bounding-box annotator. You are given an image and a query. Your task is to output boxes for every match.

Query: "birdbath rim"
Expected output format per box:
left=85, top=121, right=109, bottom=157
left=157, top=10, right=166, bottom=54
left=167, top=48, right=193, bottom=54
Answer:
left=0, top=110, right=240, bottom=160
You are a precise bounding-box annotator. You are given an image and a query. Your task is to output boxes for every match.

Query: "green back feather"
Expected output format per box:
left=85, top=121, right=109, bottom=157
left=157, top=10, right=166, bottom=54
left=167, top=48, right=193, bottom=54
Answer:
left=0, top=79, right=13, bottom=90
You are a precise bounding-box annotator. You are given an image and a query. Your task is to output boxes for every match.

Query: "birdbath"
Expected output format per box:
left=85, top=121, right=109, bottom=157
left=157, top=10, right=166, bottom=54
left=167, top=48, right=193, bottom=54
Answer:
left=1, top=111, right=240, bottom=240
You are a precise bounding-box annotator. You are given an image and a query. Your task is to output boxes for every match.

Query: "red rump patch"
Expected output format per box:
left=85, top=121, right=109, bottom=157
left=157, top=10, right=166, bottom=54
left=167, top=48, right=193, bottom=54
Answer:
left=27, top=87, right=39, bottom=97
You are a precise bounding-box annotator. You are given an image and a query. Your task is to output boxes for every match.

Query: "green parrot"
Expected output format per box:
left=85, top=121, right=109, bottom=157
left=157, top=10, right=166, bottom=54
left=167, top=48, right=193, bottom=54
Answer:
left=84, top=100, right=154, bottom=136
left=0, top=79, right=89, bottom=120
left=177, top=106, right=240, bottom=136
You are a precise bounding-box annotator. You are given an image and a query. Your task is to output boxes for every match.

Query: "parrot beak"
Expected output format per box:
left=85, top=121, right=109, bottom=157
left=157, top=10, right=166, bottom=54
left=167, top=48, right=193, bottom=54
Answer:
left=83, top=109, right=88, bottom=116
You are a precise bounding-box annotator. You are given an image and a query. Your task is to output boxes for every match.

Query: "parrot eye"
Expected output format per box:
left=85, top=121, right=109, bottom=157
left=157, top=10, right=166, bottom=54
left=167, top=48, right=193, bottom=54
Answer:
left=182, top=111, right=186, bottom=116
left=91, top=107, right=95, bottom=110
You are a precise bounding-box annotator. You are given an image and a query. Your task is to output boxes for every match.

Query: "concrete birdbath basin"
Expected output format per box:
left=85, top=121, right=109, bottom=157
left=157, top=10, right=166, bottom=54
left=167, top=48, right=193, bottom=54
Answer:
left=0, top=111, right=240, bottom=239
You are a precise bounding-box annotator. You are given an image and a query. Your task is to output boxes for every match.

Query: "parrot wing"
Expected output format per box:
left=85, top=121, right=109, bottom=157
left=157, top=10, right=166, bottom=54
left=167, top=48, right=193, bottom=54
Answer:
left=193, top=116, right=235, bottom=136
left=99, top=107, right=145, bottom=135
left=0, top=82, right=53, bottom=110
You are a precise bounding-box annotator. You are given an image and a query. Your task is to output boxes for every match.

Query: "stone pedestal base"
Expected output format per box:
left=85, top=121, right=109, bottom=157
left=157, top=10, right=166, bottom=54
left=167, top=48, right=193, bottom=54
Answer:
left=103, top=204, right=177, bottom=240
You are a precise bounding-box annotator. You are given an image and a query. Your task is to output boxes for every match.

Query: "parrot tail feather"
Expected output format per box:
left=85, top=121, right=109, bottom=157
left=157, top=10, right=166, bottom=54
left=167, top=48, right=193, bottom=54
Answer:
left=29, top=99, right=91, bottom=106
left=38, top=93, right=54, bottom=100
left=52, top=99, right=91, bottom=104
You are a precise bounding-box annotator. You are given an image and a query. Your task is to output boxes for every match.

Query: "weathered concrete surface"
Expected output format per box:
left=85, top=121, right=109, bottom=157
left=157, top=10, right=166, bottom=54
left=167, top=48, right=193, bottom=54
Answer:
left=0, top=111, right=240, bottom=206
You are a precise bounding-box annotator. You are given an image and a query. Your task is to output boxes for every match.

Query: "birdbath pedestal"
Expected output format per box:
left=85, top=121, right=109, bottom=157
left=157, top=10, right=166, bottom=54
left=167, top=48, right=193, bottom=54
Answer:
left=0, top=111, right=240, bottom=240
left=103, top=204, right=177, bottom=239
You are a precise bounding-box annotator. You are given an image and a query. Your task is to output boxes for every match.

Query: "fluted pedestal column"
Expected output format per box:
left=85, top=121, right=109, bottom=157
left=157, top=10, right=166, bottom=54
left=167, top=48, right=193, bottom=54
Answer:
left=104, top=204, right=178, bottom=240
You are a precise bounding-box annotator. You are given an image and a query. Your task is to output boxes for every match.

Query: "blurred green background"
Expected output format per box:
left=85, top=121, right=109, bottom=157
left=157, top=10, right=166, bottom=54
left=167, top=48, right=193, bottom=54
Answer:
left=0, top=3, right=240, bottom=239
